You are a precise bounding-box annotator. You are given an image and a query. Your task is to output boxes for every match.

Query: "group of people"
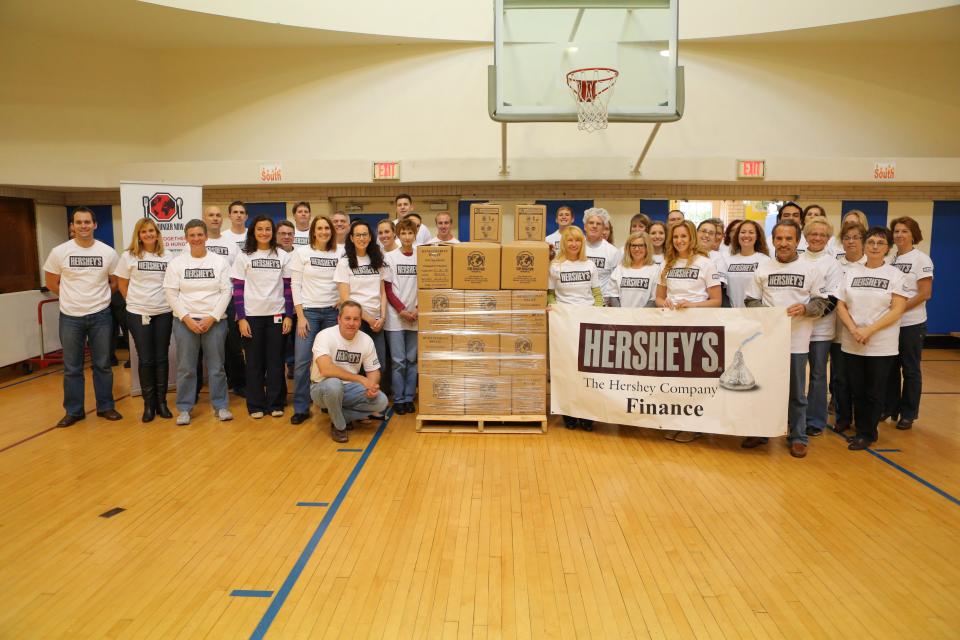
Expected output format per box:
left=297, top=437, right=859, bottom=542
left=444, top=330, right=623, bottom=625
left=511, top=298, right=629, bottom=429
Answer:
left=44, top=199, right=933, bottom=454
left=546, top=203, right=934, bottom=456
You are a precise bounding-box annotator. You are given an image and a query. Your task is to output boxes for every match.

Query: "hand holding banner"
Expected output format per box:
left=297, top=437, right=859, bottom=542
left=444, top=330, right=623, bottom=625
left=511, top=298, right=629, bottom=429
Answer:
left=549, top=305, right=790, bottom=437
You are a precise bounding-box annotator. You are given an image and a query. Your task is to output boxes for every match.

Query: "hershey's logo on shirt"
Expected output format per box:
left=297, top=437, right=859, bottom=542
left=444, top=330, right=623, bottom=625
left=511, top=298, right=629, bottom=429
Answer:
left=310, top=257, right=338, bottom=268
left=560, top=270, right=592, bottom=283
left=335, top=349, right=362, bottom=364
left=851, top=276, right=890, bottom=290
left=352, top=265, right=378, bottom=276
left=395, top=264, right=417, bottom=276
left=893, top=263, right=912, bottom=274
left=184, top=268, right=215, bottom=279
left=137, top=260, right=167, bottom=272
left=251, top=258, right=282, bottom=269
left=207, top=245, right=229, bottom=256
left=620, top=277, right=650, bottom=289
left=588, top=256, right=606, bottom=269
left=768, top=273, right=806, bottom=288
left=727, top=263, right=758, bottom=273
left=68, top=256, right=104, bottom=268
left=293, top=236, right=309, bottom=245
left=667, top=267, right=699, bottom=280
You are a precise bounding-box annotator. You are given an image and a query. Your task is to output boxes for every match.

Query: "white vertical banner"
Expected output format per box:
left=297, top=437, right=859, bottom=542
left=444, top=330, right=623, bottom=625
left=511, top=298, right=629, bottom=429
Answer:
left=119, top=182, right=203, bottom=257
left=119, top=182, right=203, bottom=395
left=549, top=306, right=791, bottom=437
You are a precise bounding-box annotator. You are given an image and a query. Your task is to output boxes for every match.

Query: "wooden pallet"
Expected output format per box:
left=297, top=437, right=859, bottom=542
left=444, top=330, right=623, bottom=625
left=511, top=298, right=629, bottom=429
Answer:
left=416, top=414, right=548, bottom=434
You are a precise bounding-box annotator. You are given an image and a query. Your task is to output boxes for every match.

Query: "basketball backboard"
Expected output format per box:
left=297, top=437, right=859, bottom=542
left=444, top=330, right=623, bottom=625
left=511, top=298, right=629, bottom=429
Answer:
left=489, top=0, right=683, bottom=123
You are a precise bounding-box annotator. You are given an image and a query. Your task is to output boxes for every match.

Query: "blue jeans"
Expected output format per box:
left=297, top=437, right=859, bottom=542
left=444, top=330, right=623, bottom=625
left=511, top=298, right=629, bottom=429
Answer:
left=789, top=352, right=809, bottom=445
left=386, top=330, right=418, bottom=403
left=292, top=307, right=339, bottom=414
left=806, top=341, right=831, bottom=430
left=59, top=307, right=115, bottom=415
left=886, top=322, right=925, bottom=421
left=173, top=319, right=228, bottom=413
left=310, top=379, right=388, bottom=431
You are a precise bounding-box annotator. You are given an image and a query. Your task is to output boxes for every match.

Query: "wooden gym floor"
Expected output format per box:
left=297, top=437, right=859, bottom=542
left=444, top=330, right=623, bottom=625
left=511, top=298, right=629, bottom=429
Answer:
left=0, top=351, right=958, bottom=639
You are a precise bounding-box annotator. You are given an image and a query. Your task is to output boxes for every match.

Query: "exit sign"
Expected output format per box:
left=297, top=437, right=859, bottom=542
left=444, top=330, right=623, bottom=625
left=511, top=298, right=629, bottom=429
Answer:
left=373, top=161, right=400, bottom=180
left=737, top=159, right=765, bottom=179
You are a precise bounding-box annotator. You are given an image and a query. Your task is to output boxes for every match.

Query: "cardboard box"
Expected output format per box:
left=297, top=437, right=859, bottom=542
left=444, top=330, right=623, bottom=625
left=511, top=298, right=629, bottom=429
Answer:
left=464, top=376, right=512, bottom=415
left=511, top=290, right=548, bottom=333
left=417, top=289, right=465, bottom=332
left=451, top=333, right=500, bottom=376
left=452, top=242, right=501, bottom=290
left=418, top=333, right=452, bottom=374
left=511, top=375, right=547, bottom=415
left=514, top=204, right=547, bottom=241
left=499, top=333, right=547, bottom=375
left=500, top=241, right=550, bottom=290
left=469, top=203, right=502, bottom=243
left=419, top=375, right=465, bottom=415
left=417, top=244, right=453, bottom=289
left=511, top=290, right=548, bottom=309
left=463, top=290, right=511, bottom=332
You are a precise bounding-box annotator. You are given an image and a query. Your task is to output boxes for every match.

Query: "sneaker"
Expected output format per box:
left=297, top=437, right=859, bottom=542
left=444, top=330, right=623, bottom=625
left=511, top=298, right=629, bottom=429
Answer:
left=271, top=410, right=284, bottom=418
left=176, top=412, right=191, bottom=426
left=250, top=411, right=264, bottom=419
left=806, top=426, right=824, bottom=437
left=217, top=408, right=234, bottom=422
left=331, top=428, right=348, bottom=443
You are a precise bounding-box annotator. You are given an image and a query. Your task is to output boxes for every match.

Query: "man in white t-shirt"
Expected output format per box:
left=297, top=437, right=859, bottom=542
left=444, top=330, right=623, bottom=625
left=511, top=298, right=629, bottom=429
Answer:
left=429, top=212, right=459, bottom=244
left=544, top=205, right=575, bottom=257
left=310, top=300, right=388, bottom=442
left=291, top=201, right=312, bottom=247
left=582, top=207, right=623, bottom=306
left=203, top=205, right=244, bottom=396
left=331, top=211, right=351, bottom=251
left=43, top=207, right=122, bottom=427
left=203, top=205, right=238, bottom=265
left=394, top=194, right=432, bottom=245
left=667, top=209, right=685, bottom=227
left=220, top=200, right=249, bottom=251
left=744, top=220, right=829, bottom=458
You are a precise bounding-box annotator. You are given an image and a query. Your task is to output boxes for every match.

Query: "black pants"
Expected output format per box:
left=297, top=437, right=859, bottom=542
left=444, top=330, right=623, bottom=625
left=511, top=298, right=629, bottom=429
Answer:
left=846, top=353, right=896, bottom=443
left=126, top=311, right=173, bottom=402
left=830, top=343, right=854, bottom=427
left=242, top=315, right=285, bottom=414
left=884, top=322, right=925, bottom=421
left=224, top=300, right=246, bottom=392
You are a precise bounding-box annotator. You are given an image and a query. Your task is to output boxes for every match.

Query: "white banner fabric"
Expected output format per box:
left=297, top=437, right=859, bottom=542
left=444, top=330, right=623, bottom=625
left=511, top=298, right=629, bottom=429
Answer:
left=549, top=305, right=791, bottom=437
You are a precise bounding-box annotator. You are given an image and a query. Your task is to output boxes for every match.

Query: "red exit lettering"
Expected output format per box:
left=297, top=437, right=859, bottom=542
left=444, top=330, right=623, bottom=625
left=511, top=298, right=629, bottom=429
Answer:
left=738, top=160, right=764, bottom=178
left=373, top=162, right=400, bottom=180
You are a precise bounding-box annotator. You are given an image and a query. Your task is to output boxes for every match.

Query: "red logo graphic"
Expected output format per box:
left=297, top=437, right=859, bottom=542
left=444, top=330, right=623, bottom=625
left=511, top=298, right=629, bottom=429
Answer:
left=143, top=193, right=183, bottom=222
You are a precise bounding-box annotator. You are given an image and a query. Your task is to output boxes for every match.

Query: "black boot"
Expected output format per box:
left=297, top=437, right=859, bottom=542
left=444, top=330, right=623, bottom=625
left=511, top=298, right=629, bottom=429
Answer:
left=140, top=366, right=156, bottom=423
left=155, top=361, right=173, bottom=419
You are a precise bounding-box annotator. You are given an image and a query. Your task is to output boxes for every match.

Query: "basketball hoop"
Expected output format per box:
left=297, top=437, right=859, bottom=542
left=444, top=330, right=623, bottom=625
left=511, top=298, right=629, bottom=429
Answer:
left=566, top=67, right=619, bottom=132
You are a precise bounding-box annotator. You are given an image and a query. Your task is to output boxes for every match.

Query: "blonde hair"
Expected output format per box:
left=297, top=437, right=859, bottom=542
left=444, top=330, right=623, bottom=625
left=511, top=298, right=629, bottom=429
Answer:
left=660, top=220, right=706, bottom=284
left=554, top=225, right=587, bottom=263
left=803, top=217, right=834, bottom=237
left=126, top=218, right=164, bottom=259
left=840, top=210, right=869, bottom=240
left=622, top=231, right=654, bottom=267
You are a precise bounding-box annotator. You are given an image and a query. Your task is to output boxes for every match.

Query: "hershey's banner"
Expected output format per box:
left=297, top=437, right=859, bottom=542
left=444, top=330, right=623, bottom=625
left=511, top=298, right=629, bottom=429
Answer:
left=549, top=306, right=790, bottom=437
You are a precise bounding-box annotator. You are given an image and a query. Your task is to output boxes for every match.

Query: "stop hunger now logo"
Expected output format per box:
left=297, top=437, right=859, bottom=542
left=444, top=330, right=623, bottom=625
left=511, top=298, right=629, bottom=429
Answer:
left=467, top=251, right=486, bottom=272
left=516, top=251, right=535, bottom=272
left=143, top=193, right=184, bottom=222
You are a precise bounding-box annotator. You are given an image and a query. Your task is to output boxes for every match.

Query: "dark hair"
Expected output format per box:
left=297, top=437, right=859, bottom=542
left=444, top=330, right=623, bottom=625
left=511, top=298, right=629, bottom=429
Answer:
left=772, top=219, right=801, bottom=242
left=309, top=215, right=336, bottom=252
left=803, top=204, right=825, bottom=218
left=723, top=219, right=744, bottom=246
left=276, top=219, right=295, bottom=231
left=345, top=220, right=384, bottom=270
left=730, top=219, right=769, bottom=255
left=395, top=193, right=412, bottom=204
left=184, top=218, right=207, bottom=235
left=72, top=206, right=96, bottom=224
left=777, top=201, right=804, bottom=224
left=292, top=201, right=311, bottom=214
left=889, top=216, right=923, bottom=244
left=228, top=200, right=247, bottom=214
left=839, top=221, right=866, bottom=242
left=339, top=299, right=363, bottom=315
left=243, top=215, right=277, bottom=254
left=630, top=213, right=651, bottom=231
left=405, top=212, right=422, bottom=223
left=865, top=225, right=893, bottom=251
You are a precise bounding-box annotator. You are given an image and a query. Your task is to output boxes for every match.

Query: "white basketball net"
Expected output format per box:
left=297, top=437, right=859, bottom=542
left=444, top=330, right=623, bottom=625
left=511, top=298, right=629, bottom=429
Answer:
left=566, top=68, right=619, bottom=132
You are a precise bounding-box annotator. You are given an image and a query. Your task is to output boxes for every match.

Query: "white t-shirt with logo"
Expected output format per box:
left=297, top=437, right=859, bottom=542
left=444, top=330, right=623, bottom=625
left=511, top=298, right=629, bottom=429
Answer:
left=333, top=255, right=386, bottom=320
left=548, top=259, right=599, bottom=306
left=707, top=250, right=727, bottom=285
left=802, top=249, right=843, bottom=342
left=291, top=246, right=340, bottom=309
left=747, top=256, right=826, bottom=354
left=890, top=248, right=934, bottom=327
left=205, top=236, right=238, bottom=266
left=232, top=248, right=292, bottom=317
left=383, top=248, right=418, bottom=331
left=610, top=263, right=661, bottom=308
left=652, top=253, right=665, bottom=265
left=311, top=325, right=380, bottom=383
left=220, top=229, right=248, bottom=253
left=835, top=263, right=908, bottom=357
left=163, top=251, right=232, bottom=320
left=833, top=254, right=867, bottom=344
left=585, top=240, right=622, bottom=298
left=662, top=254, right=719, bottom=304
left=113, top=250, right=172, bottom=316
left=545, top=230, right=563, bottom=254
left=428, top=236, right=460, bottom=244
left=721, top=252, right=772, bottom=308
left=43, top=240, right=119, bottom=317
left=293, top=227, right=311, bottom=248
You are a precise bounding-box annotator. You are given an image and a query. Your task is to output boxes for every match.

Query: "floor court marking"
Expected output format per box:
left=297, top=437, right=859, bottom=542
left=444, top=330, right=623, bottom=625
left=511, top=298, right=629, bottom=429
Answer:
left=1, top=391, right=132, bottom=454
left=295, top=502, right=329, bottom=507
left=248, top=409, right=393, bottom=640
left=231, top=590, right=274, bottom=598
left=336, top=448, right=363, bottom=452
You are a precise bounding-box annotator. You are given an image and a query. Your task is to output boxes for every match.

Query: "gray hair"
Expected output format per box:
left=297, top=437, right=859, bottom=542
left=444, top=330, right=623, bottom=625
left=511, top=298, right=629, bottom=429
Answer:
left=184, top=218, right=207, bottom=235
left=583, top=207, right=611, bottom=226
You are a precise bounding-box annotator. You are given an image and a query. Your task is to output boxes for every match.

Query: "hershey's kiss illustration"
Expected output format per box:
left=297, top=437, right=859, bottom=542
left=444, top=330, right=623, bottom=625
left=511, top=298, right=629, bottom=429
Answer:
left=719, top=332, right=760, bottom=391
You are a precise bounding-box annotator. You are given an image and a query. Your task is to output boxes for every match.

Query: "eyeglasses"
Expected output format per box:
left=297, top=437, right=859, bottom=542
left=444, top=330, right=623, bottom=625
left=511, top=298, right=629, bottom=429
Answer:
left=866, top=240, right=888, bottom=247
left=352, top=232, right=370, bottom=238
left=842, top=235, right=862, bottom=242
left=629, top=244, right=645, bottom=249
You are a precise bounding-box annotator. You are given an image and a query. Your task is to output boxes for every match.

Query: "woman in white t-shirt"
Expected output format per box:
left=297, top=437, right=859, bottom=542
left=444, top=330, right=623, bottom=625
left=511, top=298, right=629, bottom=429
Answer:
left=377, top=219, right=399, bottom=253
left=335, top=219, right=389, bottom=407
left=833, top=209, right=870, bottom=262
left=835, top=226, right=907, bottom=450
left=656, top=220, right=722, bottom=310
left=610, top=232, right=661, bottom=308
left=548, top=226, right=601, bottom=430
left=722, top=219, right=771, bottom=308
left=648, top=221, right=667, bottom=265
left=233, top=216, right=294, bottom=419
left=114, top=218, right=173, bottom=423
left=882, top=216, right=935, bottom=430
left=830, top=220, right=867, bottom=435
left=290, top=215, right=341, bottom=424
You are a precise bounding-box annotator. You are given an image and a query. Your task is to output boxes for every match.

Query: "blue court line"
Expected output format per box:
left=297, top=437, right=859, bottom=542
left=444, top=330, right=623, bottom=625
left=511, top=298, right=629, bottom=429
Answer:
left=873, top=449, right=901, bottom=453
left=249, top=409, right=393, bottom=640
left=231, top=590, right=274, bottom=598
left=337, top=448, right=363, bottom=453
left=295, top=502, right=329, bottom=507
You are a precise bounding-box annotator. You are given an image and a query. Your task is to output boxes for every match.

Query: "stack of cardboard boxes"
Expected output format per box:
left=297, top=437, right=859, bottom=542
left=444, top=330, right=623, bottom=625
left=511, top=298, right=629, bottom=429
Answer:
left=417, top=204, right=550, bottom=418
